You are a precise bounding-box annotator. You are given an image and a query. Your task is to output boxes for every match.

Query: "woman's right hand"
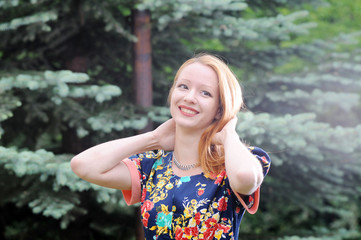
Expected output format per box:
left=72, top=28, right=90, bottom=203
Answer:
left=152, top=118, right=176, bottom=151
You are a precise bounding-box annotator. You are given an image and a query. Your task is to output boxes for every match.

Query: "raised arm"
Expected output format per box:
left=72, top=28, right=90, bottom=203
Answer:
left=70, top=119, right=176, bottom=190
left=214, top=117, right=264, bottom=195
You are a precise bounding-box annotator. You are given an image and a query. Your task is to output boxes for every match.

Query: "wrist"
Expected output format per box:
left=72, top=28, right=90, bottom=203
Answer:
left=143, top=131, right=160, bottom=150
left=223, top=130, right=239, bottom=145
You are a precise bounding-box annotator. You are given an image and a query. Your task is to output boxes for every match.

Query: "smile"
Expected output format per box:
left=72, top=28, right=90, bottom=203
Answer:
left=179, top=106, right=199, bottom=115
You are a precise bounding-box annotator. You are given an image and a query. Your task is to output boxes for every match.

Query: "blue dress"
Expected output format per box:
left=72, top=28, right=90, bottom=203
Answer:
left=122, top=147, right=271, bottom=240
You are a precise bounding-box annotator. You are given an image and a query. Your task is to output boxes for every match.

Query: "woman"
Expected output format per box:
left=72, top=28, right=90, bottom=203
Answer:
left=71, top=53, right=271, bottom=240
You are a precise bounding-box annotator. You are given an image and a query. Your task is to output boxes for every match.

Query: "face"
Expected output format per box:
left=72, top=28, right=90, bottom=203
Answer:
left=170, top=62, right=220, bottom=133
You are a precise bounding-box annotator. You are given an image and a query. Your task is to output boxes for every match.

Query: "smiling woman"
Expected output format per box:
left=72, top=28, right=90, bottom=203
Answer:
left=71, top=53, right=271, bottom=240
left=170, top=62, right=220, bottom=134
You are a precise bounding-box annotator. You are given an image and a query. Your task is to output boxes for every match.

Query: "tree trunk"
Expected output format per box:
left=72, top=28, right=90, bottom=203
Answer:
left=62, top=56, right=89, bottom=154
left=133, top=9, right=153, bottom=132
left=132, top=9, right=152, bottom=240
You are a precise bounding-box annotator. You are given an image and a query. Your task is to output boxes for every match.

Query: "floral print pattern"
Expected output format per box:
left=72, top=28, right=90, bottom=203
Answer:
left=129, top=147, right=270, bottom=240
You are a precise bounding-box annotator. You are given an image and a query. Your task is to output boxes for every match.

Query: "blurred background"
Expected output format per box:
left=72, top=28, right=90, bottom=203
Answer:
left=0, top=0, right=360, bottom=239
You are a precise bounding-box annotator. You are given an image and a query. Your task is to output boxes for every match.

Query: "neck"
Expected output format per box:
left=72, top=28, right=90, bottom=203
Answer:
left=173, top=126, right=202, bottom=165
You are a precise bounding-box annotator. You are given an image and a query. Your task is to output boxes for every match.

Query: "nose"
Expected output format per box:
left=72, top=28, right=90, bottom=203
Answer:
left=184, top=89, right=197, bottom=104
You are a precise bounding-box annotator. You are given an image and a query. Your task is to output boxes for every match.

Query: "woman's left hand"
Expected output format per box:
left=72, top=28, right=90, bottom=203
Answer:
left=212, top=116, right=238, bottom=145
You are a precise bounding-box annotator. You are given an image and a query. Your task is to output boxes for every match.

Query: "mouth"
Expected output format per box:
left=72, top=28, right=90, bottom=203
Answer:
left=179, top=105, right=199, bottom=116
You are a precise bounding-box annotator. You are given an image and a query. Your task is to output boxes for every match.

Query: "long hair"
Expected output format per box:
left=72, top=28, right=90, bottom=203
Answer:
left=168, top=53, right=244, bottom=178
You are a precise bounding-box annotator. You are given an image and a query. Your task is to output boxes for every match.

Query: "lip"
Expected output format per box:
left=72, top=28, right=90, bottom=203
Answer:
left=179, top=105, right=199, bottom=116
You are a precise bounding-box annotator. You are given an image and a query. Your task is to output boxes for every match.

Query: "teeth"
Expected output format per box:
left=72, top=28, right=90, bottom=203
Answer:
left=181, top=108, right=197, bottom=114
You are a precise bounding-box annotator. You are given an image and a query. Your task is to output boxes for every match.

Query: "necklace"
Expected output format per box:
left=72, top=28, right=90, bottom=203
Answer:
left=173, top=154, right=196, bottom=171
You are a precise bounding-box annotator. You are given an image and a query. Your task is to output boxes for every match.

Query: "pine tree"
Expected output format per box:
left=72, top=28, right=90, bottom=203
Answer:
left=0, top=0, right=144, bottom=238
left=0, top=0, right=360, bottom=239
left=141, top=1, right=361, bottom=237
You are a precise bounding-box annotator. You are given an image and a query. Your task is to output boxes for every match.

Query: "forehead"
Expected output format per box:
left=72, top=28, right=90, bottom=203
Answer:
left=177, top=62, right=219, bottom=88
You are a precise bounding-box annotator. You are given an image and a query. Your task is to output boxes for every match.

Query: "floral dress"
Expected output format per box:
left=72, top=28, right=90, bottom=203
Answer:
left=121, top=147, right=271, bottom=240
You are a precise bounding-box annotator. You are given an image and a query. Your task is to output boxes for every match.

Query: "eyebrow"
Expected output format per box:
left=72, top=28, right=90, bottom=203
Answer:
left=178, top=78, right=217, bottom=89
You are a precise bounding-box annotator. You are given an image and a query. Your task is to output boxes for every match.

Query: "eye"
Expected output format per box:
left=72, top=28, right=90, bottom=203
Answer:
left=201, top=90, right=212, bottom=97
left=177, top=84, right=188, bottom=89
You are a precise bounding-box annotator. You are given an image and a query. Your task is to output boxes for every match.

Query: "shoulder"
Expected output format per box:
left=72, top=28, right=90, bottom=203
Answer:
left=248, top=146, right=271, bottom=164
left=128, top=150, right=171, bottom=172
left=130, top=150, right=165, bottom=160
left=248, top=146, right=269, bottom=159
left=248, top=146, right=271, bottom=176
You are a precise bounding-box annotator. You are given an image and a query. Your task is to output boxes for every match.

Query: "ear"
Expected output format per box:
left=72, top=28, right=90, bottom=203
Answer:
left=215, top=107, right=222, bottom=120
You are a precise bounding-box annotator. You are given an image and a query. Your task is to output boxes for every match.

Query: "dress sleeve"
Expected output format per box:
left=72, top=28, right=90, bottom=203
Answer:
left=233, top=146, right=271, bottom=214
left=121, top=158, right=142, bottom=205
left=120, top=150, right=164, bottom=206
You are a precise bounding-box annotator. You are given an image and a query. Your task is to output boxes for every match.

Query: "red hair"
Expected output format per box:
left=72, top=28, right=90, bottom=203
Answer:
left=168, top=53, right=244, bottom=178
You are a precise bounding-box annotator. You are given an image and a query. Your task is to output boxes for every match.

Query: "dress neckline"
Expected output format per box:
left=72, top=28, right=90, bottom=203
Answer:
left=168, top=152, right=204, bottom=178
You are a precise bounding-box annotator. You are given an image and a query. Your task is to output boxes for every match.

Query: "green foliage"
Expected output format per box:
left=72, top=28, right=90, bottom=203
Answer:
left=0, top=10, right=57, bottom=32
left=0, top=145, right=135, bottom=234
left=0, top=0, right=361, bottom=239
left=236, top=26, right=361, bottom=237
left=276, top=229, right=360, bottom=240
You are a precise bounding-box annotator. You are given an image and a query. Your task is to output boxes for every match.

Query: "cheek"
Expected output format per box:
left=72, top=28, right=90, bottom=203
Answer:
left=169, top=95, right=178, bottom=118
left=167, top=87, right=175, bottom=104
left=170, top=104, right=176, bottom=118
left=204, top=101, right=219, bottom=120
